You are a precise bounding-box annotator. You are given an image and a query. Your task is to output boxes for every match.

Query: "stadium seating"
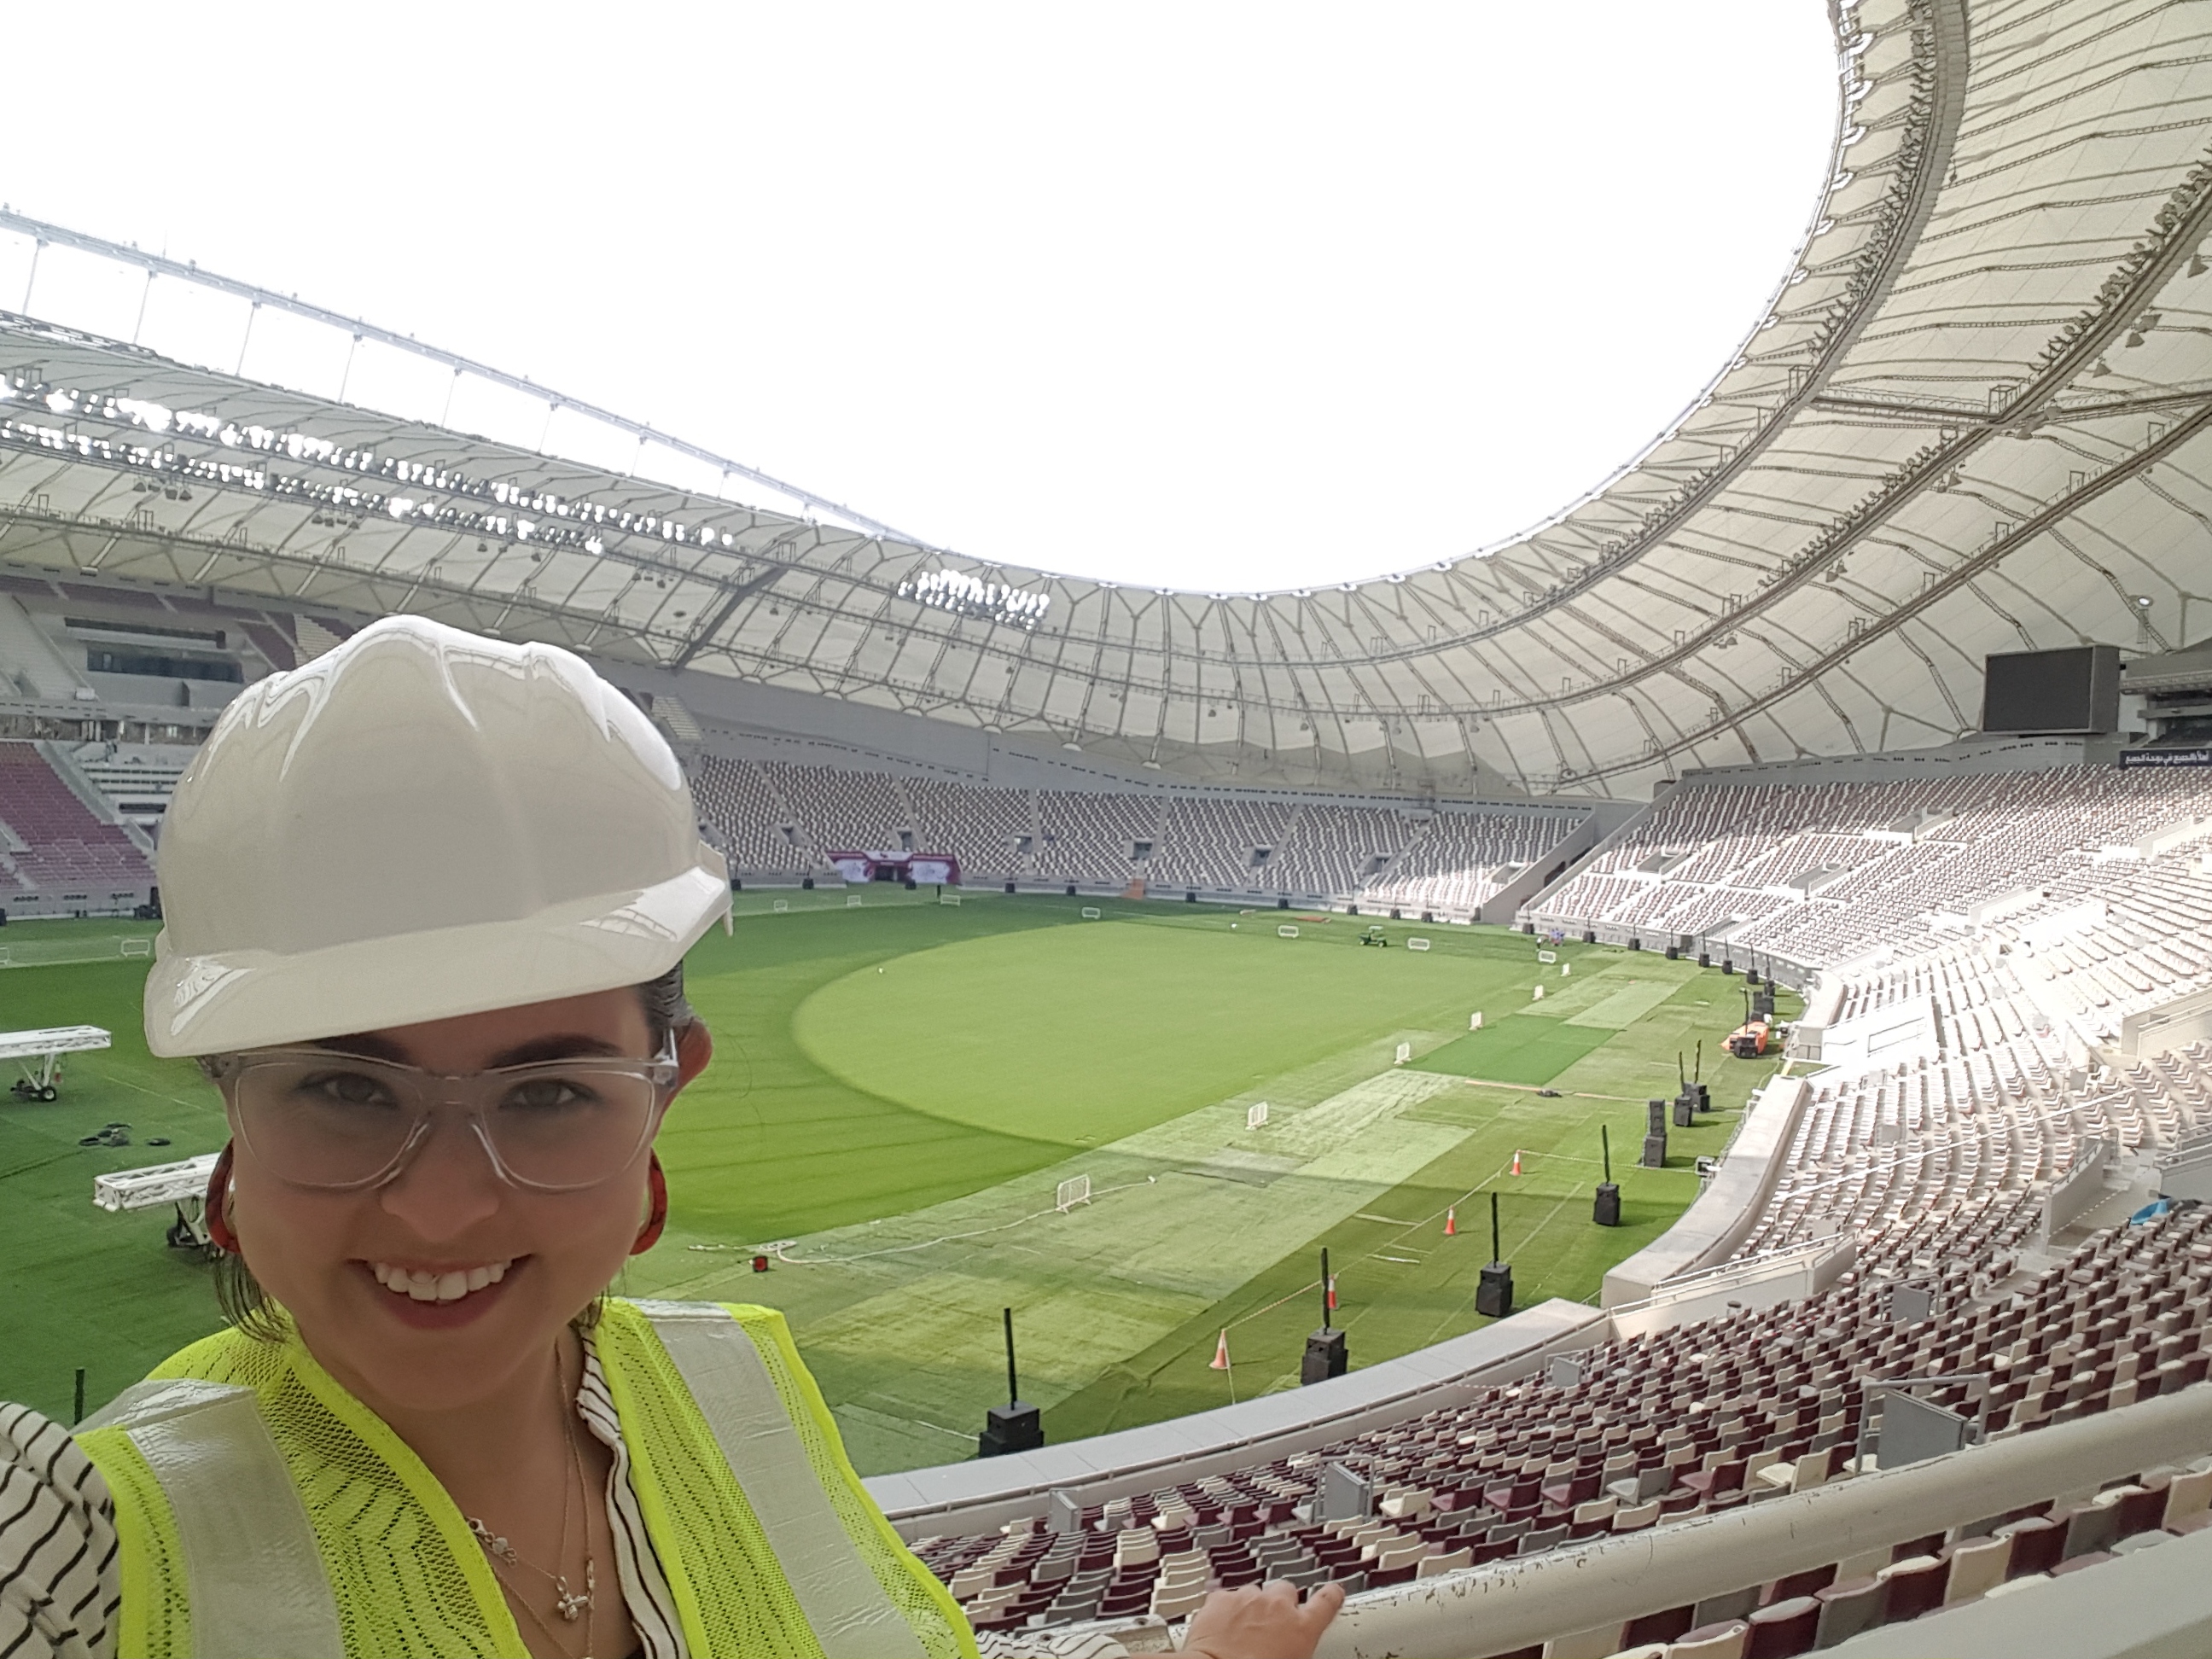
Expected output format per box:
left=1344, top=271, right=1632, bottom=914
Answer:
left=923, top=1203, right=2212, bottom=1645
left=689, top=754, right=809, bottom=873
left=1527, top=768, right=2212, bottom=993
left=1363, top=811, right=1579, bottom=917
left=0, top=741, right=156, bottom=906
left=684, top=751, right=1588, bottom=915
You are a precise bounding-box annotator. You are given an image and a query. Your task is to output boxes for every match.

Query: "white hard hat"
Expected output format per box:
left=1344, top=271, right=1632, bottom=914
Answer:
left=143, top=615, right=731, bottom=1057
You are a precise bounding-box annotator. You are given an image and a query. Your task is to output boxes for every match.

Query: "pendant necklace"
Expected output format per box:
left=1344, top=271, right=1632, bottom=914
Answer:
left=467, top=1353, right=600, bottom=1646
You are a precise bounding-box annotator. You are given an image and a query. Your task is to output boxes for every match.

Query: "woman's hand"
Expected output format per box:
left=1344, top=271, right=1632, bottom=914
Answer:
left=1182, top=1579, right=1346, bottom=1659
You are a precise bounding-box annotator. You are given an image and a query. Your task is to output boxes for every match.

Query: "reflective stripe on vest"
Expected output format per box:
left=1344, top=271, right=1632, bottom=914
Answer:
left=633, top=1301, right=928, bottom=1659
left=78, top=1378, right=345, bottom=1659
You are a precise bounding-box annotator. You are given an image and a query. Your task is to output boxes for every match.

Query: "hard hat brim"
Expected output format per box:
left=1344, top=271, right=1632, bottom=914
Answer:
left=143, top=855, right=731, bottom=1058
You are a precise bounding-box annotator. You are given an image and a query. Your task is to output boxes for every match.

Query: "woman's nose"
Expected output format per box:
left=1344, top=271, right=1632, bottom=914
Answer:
left=375, top=1116, right=503, bottom=1240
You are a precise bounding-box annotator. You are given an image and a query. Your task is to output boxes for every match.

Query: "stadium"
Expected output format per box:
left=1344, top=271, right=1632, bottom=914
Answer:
left=7, top=1, right=2212, bottom=1654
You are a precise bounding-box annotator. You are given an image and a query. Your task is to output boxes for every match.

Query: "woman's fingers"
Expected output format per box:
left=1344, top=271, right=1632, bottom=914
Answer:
left=1300, top=1579, right=1348, bottom=1633
left=1182, top=1577, right=1348, bottom=1659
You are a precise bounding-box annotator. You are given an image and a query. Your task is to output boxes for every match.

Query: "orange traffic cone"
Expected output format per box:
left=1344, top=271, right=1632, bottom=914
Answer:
left=1511, top=1149, right=1523, bottom=1176
left=1210, top=1330, right=1231, bottom=1371
left=1444, top=1205, right=1458, bottom=1236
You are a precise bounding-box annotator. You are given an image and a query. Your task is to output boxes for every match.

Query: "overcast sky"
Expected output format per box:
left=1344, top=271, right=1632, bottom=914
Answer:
left=2, top=3, right=1837, bottom=592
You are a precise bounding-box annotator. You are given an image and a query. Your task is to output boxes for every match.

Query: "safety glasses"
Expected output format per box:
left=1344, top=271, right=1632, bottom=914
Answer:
left=206, top=1039, right=678, bottom=1192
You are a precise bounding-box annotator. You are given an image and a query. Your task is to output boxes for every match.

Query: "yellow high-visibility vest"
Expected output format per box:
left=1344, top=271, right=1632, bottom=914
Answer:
left=74, top=1299, right=977, bottom=1659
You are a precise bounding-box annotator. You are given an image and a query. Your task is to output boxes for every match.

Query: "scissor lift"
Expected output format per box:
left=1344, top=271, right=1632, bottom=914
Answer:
left=1, top=1025, right=111, bottom=1102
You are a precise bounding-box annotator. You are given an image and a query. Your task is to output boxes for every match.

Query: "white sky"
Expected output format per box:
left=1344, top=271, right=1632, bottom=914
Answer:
left=3, top=3, right=1836, bottom=593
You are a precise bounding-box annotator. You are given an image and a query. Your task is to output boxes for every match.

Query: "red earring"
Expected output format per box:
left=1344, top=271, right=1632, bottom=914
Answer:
left=631, top=1153, right=668, bottom=1254
left=204, top=1143, right=241, bottom=1254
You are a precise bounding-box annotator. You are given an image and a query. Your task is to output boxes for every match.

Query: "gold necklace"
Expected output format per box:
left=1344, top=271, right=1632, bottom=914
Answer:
left=468, top=1354, right=599, bottom=1642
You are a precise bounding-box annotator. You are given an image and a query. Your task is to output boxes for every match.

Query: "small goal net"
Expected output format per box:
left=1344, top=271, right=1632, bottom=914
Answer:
left=1056, top=1174, right=1092, bottom=1213
left=1246, top=1101, right=1270, bottom=1131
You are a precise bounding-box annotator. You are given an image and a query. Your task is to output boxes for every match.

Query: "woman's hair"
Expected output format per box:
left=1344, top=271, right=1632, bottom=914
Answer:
left=213, top=962, right=695, bottom=1341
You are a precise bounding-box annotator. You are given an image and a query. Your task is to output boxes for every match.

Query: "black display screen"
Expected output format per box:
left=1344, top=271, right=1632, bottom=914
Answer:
left=1981, top=645, right=2119, bottom=734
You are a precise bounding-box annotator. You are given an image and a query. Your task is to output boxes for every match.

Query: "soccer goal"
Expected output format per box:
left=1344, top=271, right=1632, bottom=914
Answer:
left=847, top=894, right=864, bottom=908
left=1537, top=949, right=1558, bottom=963
left=1080, top=906, right=1102, bottom=919
left=1246, top=1101, right=1271, bottom=1131
left=1406, top=937, right=1432, bottom=952
left=773, top=899, right=790, bottom=913
left=1278, top=924, right=1301, bottom=939
left=939, top=892, right=962, bottom=905
left=1394, top=1041, right=1412, bottom=1065
left=1056, top=1174, right=1092, bottom=1213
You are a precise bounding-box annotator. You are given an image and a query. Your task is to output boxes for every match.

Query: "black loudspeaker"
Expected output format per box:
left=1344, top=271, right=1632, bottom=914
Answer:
left=1522, top=923, right=1536, bottom=935
left=1627, top=936, right=1641, bottom=952
left=1673, top=1096, right=1695, bottom=1128
left=1664, top=945, right=1678, bottom=960
left=978, top=1402, right=1044, bottom=1458
left=1065, top=883, right=1077, bottom=897
left=1642, top=1132, right=1668, bottom=1168
left=1301, top=1327, right=1348, bottom=1384
left=1593, top=1183, right=1621, bottom=1227
left=1005, top=881, right=1017, bottom=894
left=1697, top=952, right=1710, bottom=968
left=1755, top=989, right=1777, bottom=1020
left=731, top=877, right=743, bottom=892
left=1583, top=929, right=1596, bottom=944
left=802, top=876, right=815, bottom=889
left=1693, top=1082, right=1712, bottom=1112
left=1278, top=897, right=1290, bottom=909
left=1476, top=1262, right=1514, bottom=1318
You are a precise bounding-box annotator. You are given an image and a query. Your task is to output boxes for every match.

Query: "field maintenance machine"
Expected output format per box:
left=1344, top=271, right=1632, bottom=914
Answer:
left=1358, top=925, right=1391, bottom=947
left=2, top=1025, right=111, bottom=1102
left=1726, top=1016, right=1773, bottom=1058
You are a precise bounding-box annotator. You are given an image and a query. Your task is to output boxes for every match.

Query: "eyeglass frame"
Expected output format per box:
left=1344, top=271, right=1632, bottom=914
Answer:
left=201, top=1035, right=683, bottom=1194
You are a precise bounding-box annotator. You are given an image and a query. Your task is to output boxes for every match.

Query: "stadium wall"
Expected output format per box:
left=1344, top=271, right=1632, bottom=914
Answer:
left=1600, top=1075, right=1813, bottom=1306
left=604, top=655, right=1642, bottom=824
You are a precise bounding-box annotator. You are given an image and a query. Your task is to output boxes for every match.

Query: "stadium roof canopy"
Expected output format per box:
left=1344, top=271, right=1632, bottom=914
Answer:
left=3, top=0, right=2212, bottom=799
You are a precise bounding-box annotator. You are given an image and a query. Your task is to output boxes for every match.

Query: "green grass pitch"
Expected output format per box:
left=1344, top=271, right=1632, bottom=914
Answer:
left=0, top=898, right=1793, bottom=1472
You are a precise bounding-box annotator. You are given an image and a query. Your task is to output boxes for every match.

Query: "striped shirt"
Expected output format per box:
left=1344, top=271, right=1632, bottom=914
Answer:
left=0, top=1340, right=686, bottom=1659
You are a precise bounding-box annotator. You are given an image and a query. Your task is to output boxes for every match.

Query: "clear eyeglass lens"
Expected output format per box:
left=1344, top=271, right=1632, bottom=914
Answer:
left=231, top=1057, right=658, bottom=1190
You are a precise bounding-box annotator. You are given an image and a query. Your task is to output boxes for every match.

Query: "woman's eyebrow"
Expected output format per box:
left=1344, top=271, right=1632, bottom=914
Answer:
left=311, top=1033, right=411, bottom=1062
left=486, top=1034, right=630, bottom=1068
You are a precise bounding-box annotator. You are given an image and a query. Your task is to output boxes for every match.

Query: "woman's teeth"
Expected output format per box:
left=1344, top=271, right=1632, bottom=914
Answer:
left=370, top=1260, right=512, bottom=1302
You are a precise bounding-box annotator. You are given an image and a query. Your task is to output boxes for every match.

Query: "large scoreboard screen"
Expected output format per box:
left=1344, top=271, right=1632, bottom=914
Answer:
left=1981, top=644, right=2121, bottom=735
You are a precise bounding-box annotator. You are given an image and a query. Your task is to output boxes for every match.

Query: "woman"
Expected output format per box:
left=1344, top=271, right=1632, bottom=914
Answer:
left=0, top=616, right=1342, bottom=1659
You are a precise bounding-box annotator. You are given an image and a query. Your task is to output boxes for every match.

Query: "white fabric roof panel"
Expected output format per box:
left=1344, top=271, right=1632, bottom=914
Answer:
left=3, top=0, right=2210, bottom=799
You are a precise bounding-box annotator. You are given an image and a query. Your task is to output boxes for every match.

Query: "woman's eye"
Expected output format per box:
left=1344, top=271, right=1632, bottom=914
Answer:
left=300, top=1071, right=396, bottom=1109
left=501, top=1078, right=595, bottom=1113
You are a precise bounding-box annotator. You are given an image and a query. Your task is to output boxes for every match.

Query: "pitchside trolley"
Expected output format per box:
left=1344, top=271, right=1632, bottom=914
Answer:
left=2, top=1025, right=111, bottom=1102
left=94, top=1152, right=223, bottom=1252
